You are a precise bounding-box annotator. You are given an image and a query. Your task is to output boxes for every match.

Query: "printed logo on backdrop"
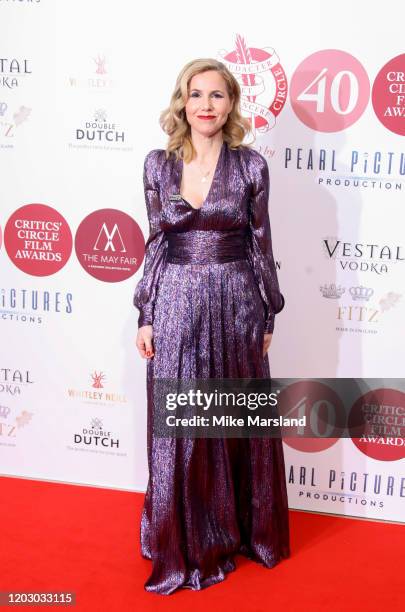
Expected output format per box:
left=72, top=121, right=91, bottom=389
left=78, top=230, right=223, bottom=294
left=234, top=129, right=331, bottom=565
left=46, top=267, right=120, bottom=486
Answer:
left=67, top=371, right=127, bottom=405
left=0, top=58, right=32, bottom=89
left=0, top=404, right=34, bottom=448
left=218, top=34, right=287, bottom=136
left=323, top=238, right=405, bottom=275
left=0, top=287, right=73, bottom=324
left=284, top=146, right=405, bottom=192
left=67, top=417, right=126, bottom=457
left=320, top=237, right=403, bottom=334
left=0, top=368, right=34, bottom=396
left=372, top=54, right=405, bottom=136
left=322, top=284, right=402, bottom=335
left=4, top=204, right=73, bottom=276
left=290, top=49, right=370, bottom=132
left=349, top=388, right=405, bottom=461
left=283, top=380, right=405, bottom=515
left=69, top=108, right=132, bottom=152
left=0, top=102, right=31, bottom=150
left=75, top=209, right=144, bottom=282
left=68, top=54, right=114, bottom=90
left=281, top=380, right=344, bottom=453
left=287, top=460, right=404, bottom=512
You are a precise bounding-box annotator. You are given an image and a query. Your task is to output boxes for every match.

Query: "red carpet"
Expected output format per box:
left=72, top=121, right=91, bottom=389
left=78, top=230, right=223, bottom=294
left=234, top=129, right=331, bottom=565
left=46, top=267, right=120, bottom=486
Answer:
left=0, top=475, right=403, bottom=611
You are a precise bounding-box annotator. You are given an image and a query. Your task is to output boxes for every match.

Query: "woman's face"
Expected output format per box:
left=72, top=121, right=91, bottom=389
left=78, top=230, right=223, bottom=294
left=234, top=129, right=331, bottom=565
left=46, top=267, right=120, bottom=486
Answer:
left=184, top=70, right=234, bottom=138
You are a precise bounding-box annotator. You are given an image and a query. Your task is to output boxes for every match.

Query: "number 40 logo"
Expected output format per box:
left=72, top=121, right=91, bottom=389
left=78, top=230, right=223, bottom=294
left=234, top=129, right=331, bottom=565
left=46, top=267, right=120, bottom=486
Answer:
left=290, top=49, right=370, bottom=132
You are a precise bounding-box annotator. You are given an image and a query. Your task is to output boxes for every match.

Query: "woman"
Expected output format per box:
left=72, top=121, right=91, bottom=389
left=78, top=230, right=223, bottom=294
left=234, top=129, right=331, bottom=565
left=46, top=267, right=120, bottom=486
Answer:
left=134, top=58, right=290, bottom=595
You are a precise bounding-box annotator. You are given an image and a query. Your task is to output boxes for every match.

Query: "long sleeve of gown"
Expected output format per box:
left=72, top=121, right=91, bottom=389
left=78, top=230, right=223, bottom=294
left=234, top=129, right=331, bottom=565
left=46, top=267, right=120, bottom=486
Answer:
left=246, top=150, right=285, bottom=334
left=133, top=150, right=168, bottom=328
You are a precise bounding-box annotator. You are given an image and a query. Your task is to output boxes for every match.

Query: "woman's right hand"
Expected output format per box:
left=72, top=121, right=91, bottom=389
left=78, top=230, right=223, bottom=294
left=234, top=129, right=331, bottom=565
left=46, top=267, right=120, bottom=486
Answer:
left=136, top=325, right=154, bottom=359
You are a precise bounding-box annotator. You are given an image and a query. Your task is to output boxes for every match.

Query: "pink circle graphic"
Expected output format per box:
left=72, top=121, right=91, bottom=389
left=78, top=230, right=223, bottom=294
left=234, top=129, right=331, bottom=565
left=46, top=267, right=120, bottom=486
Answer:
left=372, top=54, right=405, bottom=136
left=290, top=49, right=370, bottom=132
left=280, top=381, right=343, bottom=453
left=4, top=203, right=72, bottom=276
left=75, top=208, right=145, bottom=282
left=223, top=41, right=287, bottom=132
left=349, top=388, right=405, bottom=461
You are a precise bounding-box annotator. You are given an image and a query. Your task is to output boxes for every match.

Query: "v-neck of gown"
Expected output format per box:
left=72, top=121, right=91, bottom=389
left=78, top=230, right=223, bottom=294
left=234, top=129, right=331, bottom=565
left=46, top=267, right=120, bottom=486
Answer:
left=178, top=141, right=226, bottom=211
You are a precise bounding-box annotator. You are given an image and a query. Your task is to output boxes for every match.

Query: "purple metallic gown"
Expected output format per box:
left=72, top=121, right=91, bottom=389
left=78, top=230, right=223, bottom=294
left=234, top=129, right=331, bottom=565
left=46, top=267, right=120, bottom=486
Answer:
left=133, top=140, right=290, bottom=595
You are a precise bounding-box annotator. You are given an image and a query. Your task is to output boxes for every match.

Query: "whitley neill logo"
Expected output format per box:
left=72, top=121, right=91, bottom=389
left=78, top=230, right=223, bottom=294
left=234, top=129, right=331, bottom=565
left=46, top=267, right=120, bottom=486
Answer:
left=68, top=54, right=114, bottom=90
left=67, top=371, right=127, bottom=405
left=219, top=34, right=287, bottom=136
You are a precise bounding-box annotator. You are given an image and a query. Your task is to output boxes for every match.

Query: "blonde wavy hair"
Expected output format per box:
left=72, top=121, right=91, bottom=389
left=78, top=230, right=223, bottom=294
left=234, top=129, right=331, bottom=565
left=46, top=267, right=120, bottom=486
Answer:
left=159, top=58, right=254, bottom=162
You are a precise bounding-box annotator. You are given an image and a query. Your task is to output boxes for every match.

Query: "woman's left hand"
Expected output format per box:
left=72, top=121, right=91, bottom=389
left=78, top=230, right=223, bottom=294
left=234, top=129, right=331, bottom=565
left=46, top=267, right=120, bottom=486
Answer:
left=263, top=333, right=273, bottom=356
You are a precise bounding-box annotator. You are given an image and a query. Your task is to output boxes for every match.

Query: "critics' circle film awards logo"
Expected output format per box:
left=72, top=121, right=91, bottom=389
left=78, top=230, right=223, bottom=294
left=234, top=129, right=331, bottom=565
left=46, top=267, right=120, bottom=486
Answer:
left=74, top=208, right=145, bottom=282
left=290, top=49, right=370, bottom=132
left=4, top=203, right=72, bottom=276
left=372, top=53, right=405, bottom=136
left=219, top=34, right=287, bottom=134
left=349, top=388, right=405, bottom=461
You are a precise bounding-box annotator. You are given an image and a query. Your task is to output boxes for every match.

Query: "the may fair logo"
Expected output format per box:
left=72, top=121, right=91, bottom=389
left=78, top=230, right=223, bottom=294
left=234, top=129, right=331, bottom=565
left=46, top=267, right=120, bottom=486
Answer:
left=68, top=54, right=114, bottom=90
left=67, top=371, right=127, bottom=406
left=0, top=102, right=31, bottom=149
left=0, top=58, right=32, bottom=89
left=323, top=238, right=405, bottom=274
left=0, top=368, right=34, bottom=396
left=0, top=403, right=34, bottom=445
left=285, top=147, right=405, bottom=191
left=219, top=34, right=287, bottom=135
left=70, top=108, right=131, bottom=151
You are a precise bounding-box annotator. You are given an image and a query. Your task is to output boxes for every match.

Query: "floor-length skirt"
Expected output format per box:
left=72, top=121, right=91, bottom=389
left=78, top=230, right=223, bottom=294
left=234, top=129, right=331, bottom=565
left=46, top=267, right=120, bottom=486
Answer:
left=140, top=260, right=290, bottom=595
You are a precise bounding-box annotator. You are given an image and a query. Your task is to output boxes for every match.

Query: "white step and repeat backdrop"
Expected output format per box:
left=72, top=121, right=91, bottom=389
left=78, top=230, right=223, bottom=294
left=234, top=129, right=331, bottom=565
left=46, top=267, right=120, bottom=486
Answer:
left=1, top=0, right=404, bottom=524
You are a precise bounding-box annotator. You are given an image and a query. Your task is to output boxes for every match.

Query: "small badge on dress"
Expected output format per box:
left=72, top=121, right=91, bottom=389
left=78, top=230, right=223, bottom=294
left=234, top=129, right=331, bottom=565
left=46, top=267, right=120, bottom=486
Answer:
left=169, top=193, right=183, bottom=201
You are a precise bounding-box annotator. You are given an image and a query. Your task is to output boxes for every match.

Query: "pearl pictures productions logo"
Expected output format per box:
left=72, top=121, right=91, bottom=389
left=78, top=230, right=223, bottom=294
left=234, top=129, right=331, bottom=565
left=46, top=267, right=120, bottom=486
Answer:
left=285, top=146, right=405, bottom=192
left=74, top=209, right=144, bottom=282
left=219, top=34, right=287, bottom=135
left=0, top=287, right=73, bottom=324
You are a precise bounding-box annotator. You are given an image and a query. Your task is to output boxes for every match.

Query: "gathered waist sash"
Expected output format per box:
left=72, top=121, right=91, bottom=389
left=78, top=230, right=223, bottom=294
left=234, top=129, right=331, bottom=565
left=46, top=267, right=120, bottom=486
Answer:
left=166, top=229, right=248, bottom=265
